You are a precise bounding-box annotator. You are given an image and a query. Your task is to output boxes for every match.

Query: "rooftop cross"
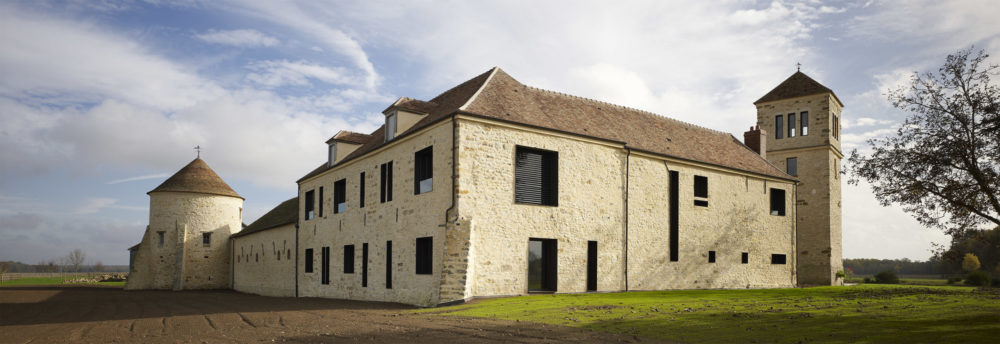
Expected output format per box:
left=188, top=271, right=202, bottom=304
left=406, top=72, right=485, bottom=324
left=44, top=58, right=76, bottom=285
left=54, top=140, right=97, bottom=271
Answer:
left=797, top=62, right=801, bottom=72
left=194, top=145, right=201, bottom=158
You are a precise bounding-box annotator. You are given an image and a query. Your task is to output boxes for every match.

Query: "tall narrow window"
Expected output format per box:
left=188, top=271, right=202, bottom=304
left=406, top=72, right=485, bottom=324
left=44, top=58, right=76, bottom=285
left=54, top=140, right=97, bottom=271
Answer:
left=669, top=171, right=679, bottom=262
left=415, top=236, right=433, bottom=275
left=386, top=241, right=393, bottom=289
left=693, top=175, right=708, bottom=207
left=414, top=146, right=433, bottom=194
left=708, top=251, right=716, bottom=263
left=328, top=144, right=337, bottom=167
left=514, top=146, right=558, bottom=206
left=157, top=231, right=165, bottom=247
left=800, top=111, right=809, bottom=136
left=202, top=233, right=211, bottom=246
left=362, top=243, right=368, bottom=288
left=770, top=188, right=786, bottom=216
left=775, top=115, right=784, bottom=139
left=343, top=245, right=355, bottom=273
left=318, top=187, right=324, bottom=217
left=786, top=157, right=798, bottom=176
left=304, top=189, right=315, bottom=220
left=788, top=113, right=796, bottom=137
left=334, top=179, right=346, bottom=213
left=771, top=254, right=787, bottom=265
left=321, top=247, right=330, bottom=285
left=385, top=113, right=397, bottom=142
left=305, top=248, right=314, bottom=273
left=380, top=161, right=393, bottom=203
left=359, top=172, right=366, bottom=207
left=833, top=115, right=840, bottom=139
left=741, top=252, right=749, bottom=264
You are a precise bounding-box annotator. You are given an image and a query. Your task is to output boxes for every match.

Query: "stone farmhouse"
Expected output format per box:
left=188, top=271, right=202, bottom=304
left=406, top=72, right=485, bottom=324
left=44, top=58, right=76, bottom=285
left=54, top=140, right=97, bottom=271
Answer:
left=127, top=68, right=843, bottom=306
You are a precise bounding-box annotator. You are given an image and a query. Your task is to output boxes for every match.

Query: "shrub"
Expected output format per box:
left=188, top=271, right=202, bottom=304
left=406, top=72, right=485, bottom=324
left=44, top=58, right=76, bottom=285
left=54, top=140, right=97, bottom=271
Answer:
left=835, top=270, right=847, bottom=279
left=863, top=277, right=873, bottom=283
left=962, top=253, right=981, bottom=272
left=964, top=271, right=991, bottom=286
left=947, top=276, right=963, bottom=285
left=875, top=270, right=899, bottom=284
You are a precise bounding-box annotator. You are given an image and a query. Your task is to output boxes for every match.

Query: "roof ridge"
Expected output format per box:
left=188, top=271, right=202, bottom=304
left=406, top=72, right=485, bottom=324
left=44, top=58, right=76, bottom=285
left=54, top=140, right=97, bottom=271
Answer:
left=458, top=67, right=500, bottom=111
left=522, top=85, right=731, bottom=136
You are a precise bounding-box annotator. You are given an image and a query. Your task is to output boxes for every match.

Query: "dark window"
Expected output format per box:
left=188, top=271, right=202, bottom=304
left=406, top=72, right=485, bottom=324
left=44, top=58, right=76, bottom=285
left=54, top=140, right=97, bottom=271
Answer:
left=321, top=247, right=330, bottom=285
left=157, top=231, right=165, bottom=247
left=515, top=146, right=558, bottom=206
left=669, top=171, right=679, bottom=262
left=362, top=243, right=368, bottom=288
left=694, top=175, right=708, bottom=207
left=775, top=115, right=784, bottom=139
left=304, top=189, right=315, bottom=220
left=788, top=113, right=796, bottom=137
left=343, top=245, right=355, bottom=273
left=708, top=251, right=716, bottom=263
left=380, top=161, right=393, bottom=203
left=742, top=252, right=749, bottom=264
left=318, top=187, right=324, bottom=217
left=334, top=179, right=346, bottom=213
left=359, top=172, right=365, bottom=208
left=528, top=238, right=558, bottom=291
left=202, top=233, right=211, bottom=246
left=587, top=241, right=597, bottom=291
left=414, top=146, right=433, bottom=194
left=771, top=254, right=787, bottom=265
left=800, top=111, right=809, bottom=135
left=386, top=241, right=393, bottom=289
left=786, top=157, right=798, bottom=176
left=415, top=236, right=433, bottom=275
left=770, top=188, right=786, bottom=216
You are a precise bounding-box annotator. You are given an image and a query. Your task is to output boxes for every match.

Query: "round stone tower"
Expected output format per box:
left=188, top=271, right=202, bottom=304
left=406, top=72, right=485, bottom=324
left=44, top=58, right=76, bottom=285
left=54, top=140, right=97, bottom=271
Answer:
left=125, top=158, right=243, bottom=290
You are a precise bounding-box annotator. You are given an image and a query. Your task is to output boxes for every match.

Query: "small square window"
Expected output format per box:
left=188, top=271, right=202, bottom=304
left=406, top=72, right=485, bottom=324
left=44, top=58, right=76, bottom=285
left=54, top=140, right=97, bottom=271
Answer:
left=708, top=251, right=716, bottom=263
left=771, top=254, right=787, bottom=265
left=741, top=252, right=749, bottom=264
left=202, top=233, right=211, bottom=246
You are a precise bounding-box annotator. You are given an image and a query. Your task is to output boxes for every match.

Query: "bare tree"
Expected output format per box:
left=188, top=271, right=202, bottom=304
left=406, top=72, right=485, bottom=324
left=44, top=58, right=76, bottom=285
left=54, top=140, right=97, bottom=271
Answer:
left=847, top=47, right=1000, bottom=237
left=66, top=249, right=86, bottom=273
left=93, top=261, right=104, bottom=273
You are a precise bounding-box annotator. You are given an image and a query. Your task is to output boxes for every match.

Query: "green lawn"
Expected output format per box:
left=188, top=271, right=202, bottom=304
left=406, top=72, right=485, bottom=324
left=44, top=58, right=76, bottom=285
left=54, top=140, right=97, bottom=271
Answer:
left=0, top=276, right=124, bottom=287
left=426, top=285, right=1000, bottom=343
left=845, top=276, right=955, bottom=286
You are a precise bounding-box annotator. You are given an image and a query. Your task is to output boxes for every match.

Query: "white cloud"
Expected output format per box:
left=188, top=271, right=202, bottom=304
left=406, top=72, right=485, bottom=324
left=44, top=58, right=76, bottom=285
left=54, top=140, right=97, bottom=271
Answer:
left=106, top=173, right=171, bottom=185
left=195, top=29, right=279, bottom=47
left=74, top=197, right=118, bottom=215
left=246, top=60, right=359, bottom=88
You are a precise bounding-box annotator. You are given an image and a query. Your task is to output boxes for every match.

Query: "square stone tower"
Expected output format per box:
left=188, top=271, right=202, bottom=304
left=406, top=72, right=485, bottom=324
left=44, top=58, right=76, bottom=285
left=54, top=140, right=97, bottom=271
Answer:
left=754, top=71, right=844, bottom=286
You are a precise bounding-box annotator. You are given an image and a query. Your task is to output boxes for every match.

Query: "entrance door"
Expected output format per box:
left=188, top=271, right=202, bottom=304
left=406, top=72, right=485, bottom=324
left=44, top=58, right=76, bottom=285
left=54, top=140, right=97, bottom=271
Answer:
left=587, top=241, right=597, bottom=291
left=528, top=238, right=557, bottom=292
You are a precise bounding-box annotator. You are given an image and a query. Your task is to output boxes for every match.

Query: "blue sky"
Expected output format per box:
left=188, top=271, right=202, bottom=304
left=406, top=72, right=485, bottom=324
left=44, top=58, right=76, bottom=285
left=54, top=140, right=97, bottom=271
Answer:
left=1, top=0, right=998, bottom=265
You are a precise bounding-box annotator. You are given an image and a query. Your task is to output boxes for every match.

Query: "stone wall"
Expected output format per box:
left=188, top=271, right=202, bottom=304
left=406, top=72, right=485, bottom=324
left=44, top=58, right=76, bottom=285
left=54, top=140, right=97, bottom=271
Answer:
left=126, top=192, right=241, bottom=290
left=297, top=119, right=454, bottom=306
left=233, top=224, right=296, bottom=297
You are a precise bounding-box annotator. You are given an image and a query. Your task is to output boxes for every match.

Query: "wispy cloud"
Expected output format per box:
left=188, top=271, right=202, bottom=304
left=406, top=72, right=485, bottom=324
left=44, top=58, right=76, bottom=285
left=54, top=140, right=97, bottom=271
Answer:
left=246, top=60, right=358, bottom=88
left=106, top=173, right=170, bottom=185
left=194, top=29, right=279, bottom=47
left=74, top=197, right=118, bottom=215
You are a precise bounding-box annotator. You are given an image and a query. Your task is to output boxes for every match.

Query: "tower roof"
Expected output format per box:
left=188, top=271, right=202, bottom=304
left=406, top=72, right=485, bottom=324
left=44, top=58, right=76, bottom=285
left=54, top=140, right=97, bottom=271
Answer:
left=148, top=158, right=243, bottom=199
left=754, top=71, right=843, bottom=106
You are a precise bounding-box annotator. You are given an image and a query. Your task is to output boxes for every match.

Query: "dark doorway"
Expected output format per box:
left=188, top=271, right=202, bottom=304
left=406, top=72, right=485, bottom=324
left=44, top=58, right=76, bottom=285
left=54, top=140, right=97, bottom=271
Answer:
left=587, top=241, right=597, bottom=291
left=528, top=238, right=557, bottom=292
left=362, top=243, right=369, bottom=287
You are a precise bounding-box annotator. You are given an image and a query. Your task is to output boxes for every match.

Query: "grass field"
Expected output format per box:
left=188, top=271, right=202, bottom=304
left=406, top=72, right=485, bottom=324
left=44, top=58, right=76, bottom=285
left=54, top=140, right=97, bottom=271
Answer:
left=428, top=285, right=1000, bottom=343
left=0, top=276, right=125, bottom=287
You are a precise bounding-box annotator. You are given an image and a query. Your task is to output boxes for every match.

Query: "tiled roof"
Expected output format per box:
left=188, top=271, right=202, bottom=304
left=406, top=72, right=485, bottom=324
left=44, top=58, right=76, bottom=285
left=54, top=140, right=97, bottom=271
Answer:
left=231, top=197, right=298, bottom=238
left=755, top=71, right=841, bottom=106
left=326, top=131, right=372, bottom=145
left=149, top=158, right=243, bottom=199
left=299, top=68, right=794, bottom=182
left=383, top=97, right=439, bottom=114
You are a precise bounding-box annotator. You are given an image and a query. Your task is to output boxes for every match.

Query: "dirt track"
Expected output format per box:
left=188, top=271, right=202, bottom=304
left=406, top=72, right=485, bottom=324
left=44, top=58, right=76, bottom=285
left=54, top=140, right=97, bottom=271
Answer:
left=0, top=285, right=660, bottom=343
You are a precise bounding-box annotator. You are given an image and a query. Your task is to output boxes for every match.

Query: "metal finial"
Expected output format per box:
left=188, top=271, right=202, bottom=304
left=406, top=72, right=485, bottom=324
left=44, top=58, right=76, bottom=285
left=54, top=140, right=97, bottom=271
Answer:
left=194, top=145, right=201, bottom=158
left=796, top=62, right=801, bottom=72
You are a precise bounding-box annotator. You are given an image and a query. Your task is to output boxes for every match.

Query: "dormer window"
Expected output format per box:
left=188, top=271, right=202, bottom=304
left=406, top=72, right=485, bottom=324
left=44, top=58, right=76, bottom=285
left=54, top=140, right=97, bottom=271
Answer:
left=385, top=113, right=397, bottom=142
left=328, top=143, right=337, bottom=167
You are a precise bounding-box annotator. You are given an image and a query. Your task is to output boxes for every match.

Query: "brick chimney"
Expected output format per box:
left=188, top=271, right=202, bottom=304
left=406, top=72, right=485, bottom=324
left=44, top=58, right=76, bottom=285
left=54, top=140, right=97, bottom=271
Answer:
left=743, top=125, right=766, bottom=159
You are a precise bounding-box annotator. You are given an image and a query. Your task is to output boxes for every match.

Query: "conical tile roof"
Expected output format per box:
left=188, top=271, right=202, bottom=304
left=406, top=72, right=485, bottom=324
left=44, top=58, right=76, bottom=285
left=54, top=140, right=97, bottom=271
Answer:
left=148, top=158, right=242, bottom=199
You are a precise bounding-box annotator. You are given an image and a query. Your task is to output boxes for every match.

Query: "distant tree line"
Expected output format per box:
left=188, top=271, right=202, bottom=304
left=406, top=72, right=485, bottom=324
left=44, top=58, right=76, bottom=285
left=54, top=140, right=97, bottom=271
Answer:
left=0, top=249, right=128, bottom=274
left=845, top=227, right=1000, bottom=279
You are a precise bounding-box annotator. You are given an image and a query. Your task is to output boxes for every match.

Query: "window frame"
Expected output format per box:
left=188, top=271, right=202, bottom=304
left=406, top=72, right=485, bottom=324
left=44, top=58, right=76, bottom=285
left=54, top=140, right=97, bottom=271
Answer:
left=787, top=112, right=796, bottom=137
left=305, top=248, right=314, bottom=273
left=770, top=188, right=787, bottom=216
left=786, top=157, right=798, bottom=176
left=514, top=146, right=559, bottom=206
left=343, top=245, right=355, bottom=274
left=415, top=236, right=433, bottom=275
left=380, top=161, right=394, bottom=203
left=334, top=178, right=346, bottom=214
left=385, top=113, right=397, bottom=142
left=414, top=146, right=433, bottom=195
left=800, top=111, right=809, bottom=136
left=304, top=189, right=315, bottom=220
left=775, top=115, right=784, bottom=139
left=202, top=232, right=211, bottom=246
left=771, top=254, right=787, bottom=265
